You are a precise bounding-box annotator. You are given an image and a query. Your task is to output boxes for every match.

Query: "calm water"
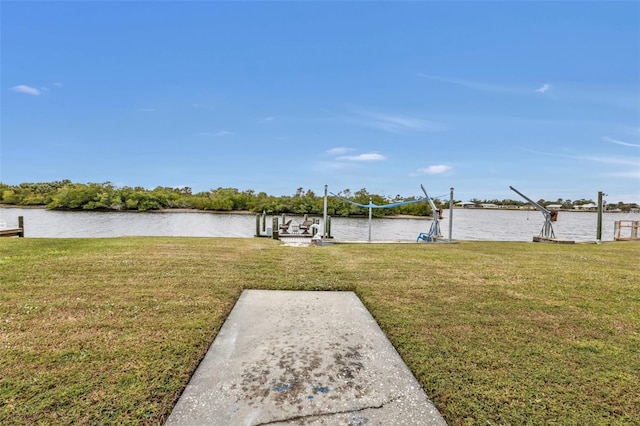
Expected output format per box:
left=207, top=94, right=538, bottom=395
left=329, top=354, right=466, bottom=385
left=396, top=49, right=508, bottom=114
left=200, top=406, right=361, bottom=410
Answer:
left=1, top=207, right=632, bottom=242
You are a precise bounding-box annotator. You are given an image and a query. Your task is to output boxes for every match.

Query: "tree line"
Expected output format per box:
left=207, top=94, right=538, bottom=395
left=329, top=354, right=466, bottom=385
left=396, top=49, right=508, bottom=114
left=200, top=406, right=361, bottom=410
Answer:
left=2, top=181, right=636, bottom=216
left=0, top=181, right=434, bottom=217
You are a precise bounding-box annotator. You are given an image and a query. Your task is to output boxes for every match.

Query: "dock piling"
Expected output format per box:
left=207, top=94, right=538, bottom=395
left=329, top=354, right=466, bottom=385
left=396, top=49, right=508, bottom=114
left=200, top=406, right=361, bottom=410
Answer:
left=272, top=217, right=279, bottom=240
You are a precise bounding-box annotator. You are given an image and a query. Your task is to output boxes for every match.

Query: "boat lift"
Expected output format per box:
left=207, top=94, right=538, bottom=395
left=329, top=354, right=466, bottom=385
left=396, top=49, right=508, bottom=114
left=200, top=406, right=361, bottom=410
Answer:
left=509, top=185, right=561, bottom=242
left=330, top=190, right=427, bottom=242
left=416, top=184, right=443, bottom=242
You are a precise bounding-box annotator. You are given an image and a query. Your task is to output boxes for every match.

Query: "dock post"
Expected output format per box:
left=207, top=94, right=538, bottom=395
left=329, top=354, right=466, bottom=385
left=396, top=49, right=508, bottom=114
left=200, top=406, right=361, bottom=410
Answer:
left=323, top=184, right=328, bottom=238
left=272, top=217, right=279, bottom=240
left=449, top=188, right=454, bottom=242
left=597, top=191, right=603, bottom=243
left=18, top=216, right=24, bottom=237
left=327, top=216, right=331, bottom=238
left=368, top=197, right=372, bottom=242
left=255, top=214, right=261, bottom=237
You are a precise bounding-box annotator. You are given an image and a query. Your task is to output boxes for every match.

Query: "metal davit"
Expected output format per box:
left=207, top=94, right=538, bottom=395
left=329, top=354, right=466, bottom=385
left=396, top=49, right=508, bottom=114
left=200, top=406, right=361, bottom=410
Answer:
left=509, top=185, right=573, bottom=243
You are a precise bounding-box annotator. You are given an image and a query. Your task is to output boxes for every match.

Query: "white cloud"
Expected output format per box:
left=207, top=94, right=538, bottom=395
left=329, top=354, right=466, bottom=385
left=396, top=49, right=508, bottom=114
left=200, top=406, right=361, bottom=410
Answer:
left=326, top=147, right=354, bottom=155
left=602, top=136, right=640, bottom=148
left=259, top=117, right=275, bottom=123
left=536, top=84, right=552, bottom=93
left=418, top=165, right=452, bottom=174
left=9, top=85, right=41, bottom=96
left=337, top=153, right=386, bottom=161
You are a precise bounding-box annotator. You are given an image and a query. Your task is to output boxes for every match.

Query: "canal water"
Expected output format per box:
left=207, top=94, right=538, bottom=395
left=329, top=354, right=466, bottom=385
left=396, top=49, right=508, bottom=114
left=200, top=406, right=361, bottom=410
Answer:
left=1, top=207, right=632, bottom=242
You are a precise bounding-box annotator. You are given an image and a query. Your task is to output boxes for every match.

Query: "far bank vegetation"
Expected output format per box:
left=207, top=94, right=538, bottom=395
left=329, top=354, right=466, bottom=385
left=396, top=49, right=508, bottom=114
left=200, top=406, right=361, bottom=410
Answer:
left=1, top=181, right=637, bottom=216
left=0, top=181, right=433, bottom=217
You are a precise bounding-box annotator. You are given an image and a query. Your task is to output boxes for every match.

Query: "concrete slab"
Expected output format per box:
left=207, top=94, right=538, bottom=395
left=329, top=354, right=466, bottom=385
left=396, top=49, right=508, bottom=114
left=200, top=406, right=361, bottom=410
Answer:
left=165, top=290, right=446, bottom=425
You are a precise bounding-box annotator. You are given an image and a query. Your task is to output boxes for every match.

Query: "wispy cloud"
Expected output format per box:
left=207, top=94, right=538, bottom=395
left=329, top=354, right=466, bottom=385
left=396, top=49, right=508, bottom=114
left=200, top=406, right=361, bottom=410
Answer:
left=605, top=170, right=640, bottom=179
left=417, top=74, right=524, bottom=95
left=421, top=74, right=636, bottom=111
left=336, top=153, right=386, bottom=161
left=40, top=82, right=63, bottom=92
left=259, top=116, right=275, bottom=123
left=326, top=147, right=354, bottom=155
left=9, top=85, right=41, bottom=96
left=603, top=136, right=640, bottom=148
left=418, top=164, right=452, bottom=174
left=582, top=155, right=640, bottom=167
left=313, top=160, right=358, bottom=171
left=419, top=74, right=554, bottom=97
left=522, top=148, right=640, bottom=169
left=198, top=130, right=233, bottom=137
left=350, top=109, right=444, bottom=133
left=536, top=83, right=552, bottom=94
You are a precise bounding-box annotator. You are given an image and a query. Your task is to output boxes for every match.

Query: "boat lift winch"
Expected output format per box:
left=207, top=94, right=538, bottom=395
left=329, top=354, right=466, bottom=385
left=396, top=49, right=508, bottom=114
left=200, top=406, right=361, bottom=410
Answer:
left=509, top=185, right=561, bottom=242
left=416, top=184, right=443, bottom=242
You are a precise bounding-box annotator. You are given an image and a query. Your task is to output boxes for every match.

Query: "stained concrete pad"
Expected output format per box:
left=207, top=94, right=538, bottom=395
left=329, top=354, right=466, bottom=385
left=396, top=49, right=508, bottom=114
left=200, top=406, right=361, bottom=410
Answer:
left=165, top=290, right=446, bottom=425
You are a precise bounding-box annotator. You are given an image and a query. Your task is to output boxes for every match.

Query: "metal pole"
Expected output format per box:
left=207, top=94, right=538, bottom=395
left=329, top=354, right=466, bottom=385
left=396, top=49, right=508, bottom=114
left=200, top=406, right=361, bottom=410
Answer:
left=368, top=197, right=372, bottom=242
left=597, top=191, right=603, bottom=243
left=449, top=187, right=454, bottom=242
left=323, top=185, right=328, bottom=238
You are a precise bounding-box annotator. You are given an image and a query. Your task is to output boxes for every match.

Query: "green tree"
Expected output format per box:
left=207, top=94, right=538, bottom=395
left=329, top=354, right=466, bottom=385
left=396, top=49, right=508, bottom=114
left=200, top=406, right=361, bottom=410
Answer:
left=48, top=183, right=100, bottom=209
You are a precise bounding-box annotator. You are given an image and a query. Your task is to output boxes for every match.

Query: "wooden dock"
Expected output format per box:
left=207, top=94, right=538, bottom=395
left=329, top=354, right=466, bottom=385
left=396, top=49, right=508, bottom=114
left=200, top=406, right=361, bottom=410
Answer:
left=0, top=228, right=24, bottom=237
left=0, top=216, right=24, bottom=237
left=533, top=236, right=575, bottom=244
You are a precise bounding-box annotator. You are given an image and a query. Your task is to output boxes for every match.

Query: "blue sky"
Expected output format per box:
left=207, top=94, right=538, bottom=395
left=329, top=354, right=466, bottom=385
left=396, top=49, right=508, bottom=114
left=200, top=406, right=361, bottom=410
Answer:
left=2, top=1, right=639, bottom=203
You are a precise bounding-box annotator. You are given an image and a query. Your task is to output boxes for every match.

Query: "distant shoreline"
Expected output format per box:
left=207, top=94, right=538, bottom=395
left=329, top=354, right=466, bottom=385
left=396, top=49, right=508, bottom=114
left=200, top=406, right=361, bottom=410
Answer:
left=0, top=203, right=626, bottom=215
left=0, top=204, right=438, bottom=219
left=0, top=204, right=254, bottom=215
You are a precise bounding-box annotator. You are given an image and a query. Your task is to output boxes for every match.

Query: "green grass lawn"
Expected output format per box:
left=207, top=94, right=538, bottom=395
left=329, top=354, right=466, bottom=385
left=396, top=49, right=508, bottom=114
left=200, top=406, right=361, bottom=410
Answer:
left=1, top=238, right=638, bottom=425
